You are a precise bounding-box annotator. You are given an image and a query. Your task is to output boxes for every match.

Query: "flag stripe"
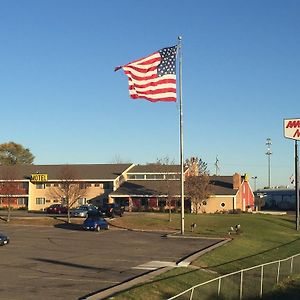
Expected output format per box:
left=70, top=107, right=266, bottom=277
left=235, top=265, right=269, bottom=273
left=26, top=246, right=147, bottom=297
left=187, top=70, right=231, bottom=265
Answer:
left=129, top=86, right=176, bottom=95
left=123, top=65, right=159, bottom=74
left=129, top=78, right=176, bottom=89
left=125, top=52, right=161, bottom=66
left=124, top=69, right=158, bottom=79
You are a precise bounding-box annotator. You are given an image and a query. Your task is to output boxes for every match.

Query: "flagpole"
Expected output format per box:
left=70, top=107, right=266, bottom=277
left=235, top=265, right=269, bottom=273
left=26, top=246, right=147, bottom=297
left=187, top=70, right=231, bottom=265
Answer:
left=178, top=36, right=185, bottom=235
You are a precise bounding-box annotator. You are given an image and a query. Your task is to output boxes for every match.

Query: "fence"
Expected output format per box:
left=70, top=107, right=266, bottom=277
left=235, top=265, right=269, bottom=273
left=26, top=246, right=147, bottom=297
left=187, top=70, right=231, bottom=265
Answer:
left=167, top=253, right=300, bottom=300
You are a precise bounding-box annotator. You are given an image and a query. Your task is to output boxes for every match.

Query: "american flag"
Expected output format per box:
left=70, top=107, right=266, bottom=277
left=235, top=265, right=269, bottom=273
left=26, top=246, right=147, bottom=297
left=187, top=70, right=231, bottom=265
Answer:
left=115, top=46, right=177, bottom=102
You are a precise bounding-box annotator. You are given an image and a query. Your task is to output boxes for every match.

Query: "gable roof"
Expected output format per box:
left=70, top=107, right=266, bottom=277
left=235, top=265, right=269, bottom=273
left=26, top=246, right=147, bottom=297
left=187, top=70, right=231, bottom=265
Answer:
left=209, top=176, right=238, bottom=195
left=0, top=164, right=133, bottom=181
left=111, top=175, right=241, bottom=198
left=110, top=180, right=181, bottom=197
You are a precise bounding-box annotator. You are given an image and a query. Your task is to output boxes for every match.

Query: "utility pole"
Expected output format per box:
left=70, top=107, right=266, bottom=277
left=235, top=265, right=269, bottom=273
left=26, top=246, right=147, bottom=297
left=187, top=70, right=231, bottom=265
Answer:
left=265, top=138, right=272, bottom=188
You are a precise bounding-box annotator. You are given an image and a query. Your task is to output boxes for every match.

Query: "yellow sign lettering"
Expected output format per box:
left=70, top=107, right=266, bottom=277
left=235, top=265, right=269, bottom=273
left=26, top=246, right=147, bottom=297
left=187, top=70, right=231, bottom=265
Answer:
left=31, top=174, right=48, bottom=182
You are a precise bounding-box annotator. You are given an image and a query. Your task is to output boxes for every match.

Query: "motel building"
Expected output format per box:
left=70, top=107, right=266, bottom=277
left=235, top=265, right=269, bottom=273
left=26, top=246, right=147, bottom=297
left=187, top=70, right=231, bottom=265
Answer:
left=0, top=163, right=254, bottom=213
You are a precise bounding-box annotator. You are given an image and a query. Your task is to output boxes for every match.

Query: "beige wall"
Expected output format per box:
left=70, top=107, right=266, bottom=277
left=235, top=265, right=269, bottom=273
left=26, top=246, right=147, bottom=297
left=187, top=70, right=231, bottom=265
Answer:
left=28, top=181, right=111, bottom=211
left=194, top=196, right=235, bottom=214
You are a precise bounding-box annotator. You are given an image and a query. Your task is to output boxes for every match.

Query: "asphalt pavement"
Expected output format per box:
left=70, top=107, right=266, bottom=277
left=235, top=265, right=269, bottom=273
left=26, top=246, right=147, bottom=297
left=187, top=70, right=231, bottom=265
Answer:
left=0, top=221, right=226, bottom=300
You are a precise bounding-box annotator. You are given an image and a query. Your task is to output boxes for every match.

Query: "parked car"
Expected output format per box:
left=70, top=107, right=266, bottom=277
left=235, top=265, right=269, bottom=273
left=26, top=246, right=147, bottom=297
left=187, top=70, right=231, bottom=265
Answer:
left=71, top=205, right=98, bottom=218
left=100, top=203, right=124, bottom=218
left=82, top=215, right=109, bottom=231
left=0, top=233, right=9, bottom=246
left=46, top=204, right=68, bottom=214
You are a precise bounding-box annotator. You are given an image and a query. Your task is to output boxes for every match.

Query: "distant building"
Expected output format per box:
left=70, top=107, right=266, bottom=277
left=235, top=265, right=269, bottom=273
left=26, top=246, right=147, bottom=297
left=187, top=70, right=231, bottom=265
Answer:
left=254, top=188, right=297, bottom=211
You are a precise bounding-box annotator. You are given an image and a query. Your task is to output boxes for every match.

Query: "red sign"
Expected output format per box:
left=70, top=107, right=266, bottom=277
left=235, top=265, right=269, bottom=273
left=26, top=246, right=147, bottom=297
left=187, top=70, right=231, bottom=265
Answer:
left=284, top=118, right=300, bottom=140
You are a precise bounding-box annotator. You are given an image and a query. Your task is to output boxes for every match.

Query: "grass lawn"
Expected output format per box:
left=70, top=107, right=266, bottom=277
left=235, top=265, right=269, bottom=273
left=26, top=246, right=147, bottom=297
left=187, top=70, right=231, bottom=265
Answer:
left=109, top=212, right=300, bottom=299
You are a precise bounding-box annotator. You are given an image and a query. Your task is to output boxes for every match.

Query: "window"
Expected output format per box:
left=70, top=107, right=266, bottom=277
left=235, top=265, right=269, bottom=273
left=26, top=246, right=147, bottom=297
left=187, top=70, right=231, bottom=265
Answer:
left=36, top=198, right=45, bottom=205
left=94, top=183, right=103, bottom=188
left=36, top=184, right=45, bottom=189
left=78, top=198, right=87, bottom=205
left=141, top=198, right=148, bottom=206
left=85, top=183, right=91, bottom=188
left=220, top=202, right=226, bottom=208
left=103, top=182, right=112, bottom=189
left=17, top=198, right=27, bottom=205
left=135, top=175, right=144, bottom=180
left=53, top=183, right=59, bottom=187
left=22, top=182, right=29, bottom=189
left=146, top=175, right=155, bottom=179
left=46, top=183, right=51, bottom=187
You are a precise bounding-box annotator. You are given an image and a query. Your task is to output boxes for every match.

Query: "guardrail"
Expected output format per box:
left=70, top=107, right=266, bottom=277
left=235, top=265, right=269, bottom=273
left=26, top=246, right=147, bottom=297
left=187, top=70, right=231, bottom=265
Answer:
left=167, top=253, right=300, bottom=300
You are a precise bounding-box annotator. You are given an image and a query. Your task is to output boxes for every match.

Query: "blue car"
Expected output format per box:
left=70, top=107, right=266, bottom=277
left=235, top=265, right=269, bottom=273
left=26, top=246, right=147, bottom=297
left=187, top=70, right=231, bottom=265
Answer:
left=83, top=216, right=109, bottom=231
left=0, top=233, right=9, bottom=246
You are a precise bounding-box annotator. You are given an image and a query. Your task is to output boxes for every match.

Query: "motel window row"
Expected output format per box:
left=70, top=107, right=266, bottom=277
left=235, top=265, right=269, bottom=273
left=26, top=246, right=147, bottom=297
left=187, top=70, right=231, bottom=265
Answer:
left=128, top=174, right=179, bottom=180
left=36, top=183, right=112, bottom=189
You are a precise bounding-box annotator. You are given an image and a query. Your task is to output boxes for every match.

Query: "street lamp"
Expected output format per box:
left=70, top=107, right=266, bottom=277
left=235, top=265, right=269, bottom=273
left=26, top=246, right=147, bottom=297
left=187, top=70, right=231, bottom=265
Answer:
left=265, top=138, right=272, bottom=188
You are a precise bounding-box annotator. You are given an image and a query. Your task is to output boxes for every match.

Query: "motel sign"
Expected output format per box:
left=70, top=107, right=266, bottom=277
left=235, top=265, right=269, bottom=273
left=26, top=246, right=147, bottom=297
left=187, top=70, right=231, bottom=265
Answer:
left=284, top=118, right=300, bottom=141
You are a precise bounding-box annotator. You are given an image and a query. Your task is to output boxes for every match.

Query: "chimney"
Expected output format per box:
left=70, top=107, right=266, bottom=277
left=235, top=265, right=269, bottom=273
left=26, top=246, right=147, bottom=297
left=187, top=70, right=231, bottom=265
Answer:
left=233, top=173, right=241, bottom=190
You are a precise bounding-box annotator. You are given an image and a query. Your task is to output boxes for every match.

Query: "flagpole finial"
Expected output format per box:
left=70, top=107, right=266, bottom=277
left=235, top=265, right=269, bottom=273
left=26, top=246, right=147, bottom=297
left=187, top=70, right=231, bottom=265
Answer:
left=178, top=35, right=182, bottom=40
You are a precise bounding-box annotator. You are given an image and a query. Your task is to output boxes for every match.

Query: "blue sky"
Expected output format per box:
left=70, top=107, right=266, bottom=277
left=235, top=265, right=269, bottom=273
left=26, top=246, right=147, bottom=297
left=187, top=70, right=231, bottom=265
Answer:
left=0, top=0, right=299, bottom=189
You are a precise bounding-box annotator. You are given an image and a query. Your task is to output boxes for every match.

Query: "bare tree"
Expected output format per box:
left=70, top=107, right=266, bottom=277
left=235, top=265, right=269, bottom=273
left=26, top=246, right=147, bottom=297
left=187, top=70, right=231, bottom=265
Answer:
left=0, top=167, right=20, bottom=222
left=47, top=165, right=87, bottom=223
left=155, top=156, right=177, bottom=222
left=185, top=157, right=210, bottom=214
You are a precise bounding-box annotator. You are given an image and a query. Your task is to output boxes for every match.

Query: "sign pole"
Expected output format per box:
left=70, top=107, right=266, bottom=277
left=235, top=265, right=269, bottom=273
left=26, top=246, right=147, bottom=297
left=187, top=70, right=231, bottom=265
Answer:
left=295, top=140, right=299, bottom=231
left=283, top=118, right=300, bottom=231
left=178, top=36, right=184, bottom=235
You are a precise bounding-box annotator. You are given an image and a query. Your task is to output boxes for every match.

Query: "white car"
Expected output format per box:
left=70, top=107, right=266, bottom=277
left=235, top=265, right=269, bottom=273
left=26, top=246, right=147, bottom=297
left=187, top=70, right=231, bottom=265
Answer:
left=71, top=205, right=98, bottom=217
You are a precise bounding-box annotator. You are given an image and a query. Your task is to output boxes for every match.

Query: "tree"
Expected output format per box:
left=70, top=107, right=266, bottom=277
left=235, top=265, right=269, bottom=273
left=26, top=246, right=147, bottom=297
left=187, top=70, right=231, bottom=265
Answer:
left=0, top=167, right=21, bottom=222
left=185, top=157, right=210, bottom=214
left=185, top=157, right=208, bottom=176
left=155, top=156, right=177, bottom=222
left=0, top=142, right=34, bottom=165
left=47, top=165, right=87, bottom=223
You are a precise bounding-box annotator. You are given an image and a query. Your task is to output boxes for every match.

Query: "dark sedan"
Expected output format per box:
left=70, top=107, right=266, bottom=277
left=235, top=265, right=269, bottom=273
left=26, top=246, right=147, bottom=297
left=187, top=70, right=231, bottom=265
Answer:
left=0, top=233, right=9, bottom=246
left=46, top=204, right=68, bottom=214
left=100, top=203, right=124, bottom=218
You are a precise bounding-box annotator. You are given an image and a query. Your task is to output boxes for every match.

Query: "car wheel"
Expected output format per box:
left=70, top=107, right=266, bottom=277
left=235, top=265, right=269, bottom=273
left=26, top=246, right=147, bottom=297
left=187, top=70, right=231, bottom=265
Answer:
left=95, top=226, right=100, bottom=232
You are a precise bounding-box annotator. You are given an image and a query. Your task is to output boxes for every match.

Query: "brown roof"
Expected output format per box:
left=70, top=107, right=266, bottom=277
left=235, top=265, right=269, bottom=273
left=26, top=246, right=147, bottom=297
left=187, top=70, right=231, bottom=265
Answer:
left=111, top=175, right=239, bottom=197
left=208, top=176, right=237, bottom=195
left=0, top=164, right=133, bottom=181
left=111, top=180, right=181, bottom=196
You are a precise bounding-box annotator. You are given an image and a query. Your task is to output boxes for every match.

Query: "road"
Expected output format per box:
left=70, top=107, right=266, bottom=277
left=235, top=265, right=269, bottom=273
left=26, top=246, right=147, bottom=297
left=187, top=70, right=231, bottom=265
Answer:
left=0, top=223, right=223, bottom=300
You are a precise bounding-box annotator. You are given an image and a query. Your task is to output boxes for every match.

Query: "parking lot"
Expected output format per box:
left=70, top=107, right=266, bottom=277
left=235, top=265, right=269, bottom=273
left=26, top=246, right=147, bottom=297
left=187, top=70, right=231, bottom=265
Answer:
left=0, top=223, right=222, bottom=300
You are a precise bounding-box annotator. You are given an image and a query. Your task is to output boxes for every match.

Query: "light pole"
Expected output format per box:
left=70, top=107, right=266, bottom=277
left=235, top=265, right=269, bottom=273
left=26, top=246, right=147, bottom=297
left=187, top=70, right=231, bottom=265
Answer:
left=252, top=176, right=257, bottom=191
left=265, top=138, right=272, bottom=188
